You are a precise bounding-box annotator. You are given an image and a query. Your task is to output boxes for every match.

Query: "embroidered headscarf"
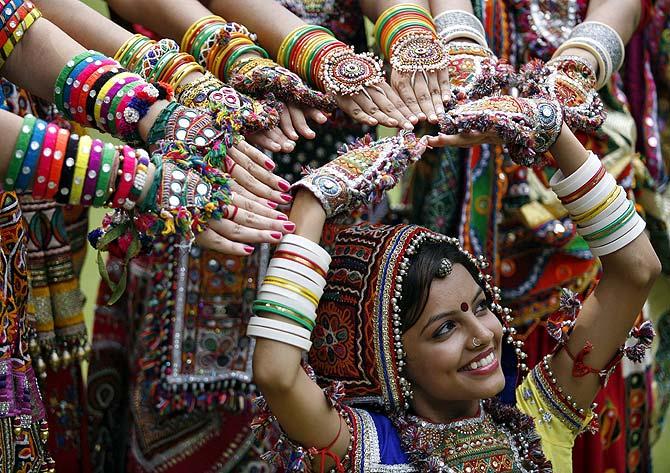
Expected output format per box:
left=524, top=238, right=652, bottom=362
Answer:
left=309, top=223, right=514, bottom=413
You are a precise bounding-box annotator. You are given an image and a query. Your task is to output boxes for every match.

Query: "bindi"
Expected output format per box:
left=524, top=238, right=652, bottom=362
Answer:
left=460, top=302, right=469, bottom=312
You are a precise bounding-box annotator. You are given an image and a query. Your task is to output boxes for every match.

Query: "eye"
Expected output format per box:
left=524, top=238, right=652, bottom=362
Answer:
left=433, top=320, right=456, bottom=338
left=474, top=298, right=488, bottom=315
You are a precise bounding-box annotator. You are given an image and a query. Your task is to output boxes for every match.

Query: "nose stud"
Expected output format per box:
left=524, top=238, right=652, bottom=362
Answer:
left=472, top=337, right=482, bottom=348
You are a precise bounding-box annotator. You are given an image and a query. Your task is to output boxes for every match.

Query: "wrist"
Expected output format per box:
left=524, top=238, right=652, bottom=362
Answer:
left=289, top=190, right=326, bottom=243
left=554, top=47, right=599, bottom=74
left=138, top=99, right=169, bottom=142
left=137, top=161, right=156, bottom=205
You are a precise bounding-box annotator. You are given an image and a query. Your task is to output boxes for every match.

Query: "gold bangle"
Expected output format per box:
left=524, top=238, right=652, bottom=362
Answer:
left=181, top=15, right=224, bottom=52
left=574, top=185, right=622, bottom=224
left=114, top=34, right=144, bottom=62
left=263, top=276, right=320, bottom=307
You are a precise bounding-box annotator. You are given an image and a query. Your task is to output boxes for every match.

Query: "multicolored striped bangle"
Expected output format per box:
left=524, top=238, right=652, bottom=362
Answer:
left=62, top=53, right=106, bottom=118
left=94, top=72, right=136, bottom=127
left=81, top=138, right=104, bottom=205
left=69, top=58, right=117, bottom=124
left=77, top=61, right=119, bottom=124
left=86, top=68, right=119, bottom=122
left=45, top=127, right=69, bottom=200
left=0, top=2, right=41, bottom=69
left=4, top=113, right=35, bottom=190
left=55, top=133, right=79, bottom=204
left=54, top=50, right=97, bottom=113
left=31, top=122, right=59, bottom=198
left=92, top=142, right=116, bottom=206
left=15, top=118, right=47, bottom=191
left=69, top=134, right=92, bottom=204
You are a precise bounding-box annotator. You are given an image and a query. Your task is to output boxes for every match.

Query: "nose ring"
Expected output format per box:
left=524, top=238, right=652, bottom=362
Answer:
left=472, top=337, right=482, bottom=348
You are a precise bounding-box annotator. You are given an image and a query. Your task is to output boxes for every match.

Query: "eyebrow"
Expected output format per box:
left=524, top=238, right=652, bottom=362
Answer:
left=420, top=287, right=484, bottom=336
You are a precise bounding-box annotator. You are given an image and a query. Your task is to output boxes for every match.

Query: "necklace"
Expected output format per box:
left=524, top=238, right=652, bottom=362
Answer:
left=393, top=399, right=552, bottom=472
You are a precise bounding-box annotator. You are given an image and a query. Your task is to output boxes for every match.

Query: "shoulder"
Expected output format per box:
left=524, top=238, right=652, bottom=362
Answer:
left=346, top=408, right=417, bottom=472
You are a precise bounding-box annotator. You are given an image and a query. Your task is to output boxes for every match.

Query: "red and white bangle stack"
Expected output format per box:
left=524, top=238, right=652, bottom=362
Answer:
left=550, top=151, right=645, bottom=257
left=248, top=234, right=332, bottom=352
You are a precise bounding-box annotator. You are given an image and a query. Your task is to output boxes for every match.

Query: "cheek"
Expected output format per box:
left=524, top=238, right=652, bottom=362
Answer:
left=405, top=337, right=464, bottom=383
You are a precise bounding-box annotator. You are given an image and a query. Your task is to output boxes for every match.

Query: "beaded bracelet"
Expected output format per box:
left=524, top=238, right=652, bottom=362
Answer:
left=4, top=113, right=36, bottom=190
left=69, top=134, right=92, bottom=204
left=55, top=133, right=79, bottom=204
left=45, top=128, right=70, bottom=199
left=15, top=118, right=47, bottom=191
left=81, top=138, right=104, bottom=205
left=92, top=143, right=116, bottom=206
left=0, top=1, right=40, bottom=69
left=31, top=123, right=59, bottom=199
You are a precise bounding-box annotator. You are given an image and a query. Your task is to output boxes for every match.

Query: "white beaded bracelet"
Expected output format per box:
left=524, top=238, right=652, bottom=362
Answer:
left=589, top=216, right=646, bottom=257
left=265, top=267, right=325, bottom=300
left=269, top=258, right=327, bottom=287
left=247, top=323, right=312, bottom=351
left=549, top=151, right=601, bottom=197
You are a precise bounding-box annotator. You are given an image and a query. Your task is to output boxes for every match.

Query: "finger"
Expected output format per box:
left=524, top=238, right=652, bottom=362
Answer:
left=352, top=93, right=398, bottom=128
left=230, top=162, right=289, bottom=203
left=365, top=87, right=411, bottom=130
left=232, top=141, right=278, bottom=175
left=208, top=217, right=284, bottom=245
left=336, top=96, right=378, bottom=126
left=393, top=74, right=424, bottom=120
left=427, top=72, right=445, bottom=119
left=226, top=203, right=295, bottom=233
left=231, top=187, right=289, bottom=219
left=247, top=131, right=282, bottom=153
left=413, top=73, right=438, bottom=122
left=305, top=107, right=328, bottom=124
left=195, top=228, right=254, bottom=256
left=380, top=82, right=416, bottom=126
left=279, top=108, right=300, bottom=141
left=437, top=68, right=451, bottom=104
left=288, top=105, right=316, bottom=139
left=229, top=180, right=284, bottom=212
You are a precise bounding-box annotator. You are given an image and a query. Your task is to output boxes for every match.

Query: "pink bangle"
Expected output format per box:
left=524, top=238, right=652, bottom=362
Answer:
left=111, top=146, right=137, bottom=208
left=69, top=59, right=115, bottom=124
left=99, top=76, right=141, bottom=130
left=31, top=123, right=60, bottom=199
left=81, top=138, right=104, bottom=205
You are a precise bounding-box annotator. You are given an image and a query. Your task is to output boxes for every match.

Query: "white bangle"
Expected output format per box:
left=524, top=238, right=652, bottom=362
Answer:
left=434, top=10, right=486, bottom=38
left=589, top=215, right=646, bottom=257
left=257, top=287, right=318, bottom=319
left=438, top=28, right=488, bottom=47
left=578, top=199, right=633, bottom=237
left=576, top=186, right=627, bottom=228
left=570, top=21, right=625, bottom=71
left=276, top=241, right=331, bottom=276
left=268, top=257, right=327, bottom=287
left=249, top=316, right=312, bottom=339
left=265, top=267, right=325, bottom=300
left=549, top=151, right=601, bottom=197
left=247, top=323, right=312, bottom=351
left=586, top=208, right=642, bottom=247
left=280, top=234, right=332, bottom=266
left=554, top=38, right=612, bottom=89
left=564, top=173, right=616, bottom=215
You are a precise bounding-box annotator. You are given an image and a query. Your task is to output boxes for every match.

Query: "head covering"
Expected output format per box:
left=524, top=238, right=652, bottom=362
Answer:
left=309, top=223, right=512, bottom=413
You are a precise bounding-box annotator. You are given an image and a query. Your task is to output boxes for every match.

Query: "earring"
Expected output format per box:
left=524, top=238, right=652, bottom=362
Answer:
left=437, top=258, right=452, bottom=278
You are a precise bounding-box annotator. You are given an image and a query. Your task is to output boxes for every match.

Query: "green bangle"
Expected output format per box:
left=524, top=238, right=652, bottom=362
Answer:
left=106, top=81, right=139, bottom=137
left=252, top=300, right=315, bottom=330
left=54, top=51, right=96, bottom=114
left=93, top=142, right=117, bottom=206
left=146, top=101, right=179, bottom=145
left=279, top=25, right=331, bottom=67
left=149, top=50, right=178, bottom=82
left=120, top=36, right=151, bottom=70
left=224, top=44, right=268, bottom=80
left=584, top=203, right=636, bottom=242
left=5, top=114, right=36, bottom=190
left=139, top=157, right=161, bottom=212
left=191, top=23, right=221, bottom=62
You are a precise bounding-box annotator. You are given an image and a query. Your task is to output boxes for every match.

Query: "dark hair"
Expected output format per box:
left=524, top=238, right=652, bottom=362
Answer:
left=398, top=242, right=487, bottom=332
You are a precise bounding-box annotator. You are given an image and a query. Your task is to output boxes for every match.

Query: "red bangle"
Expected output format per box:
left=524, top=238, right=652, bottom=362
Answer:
left=68, top=59, right=112, bottom=124
left=44, top=128, right=70, bottom=200
left=31, top=123, right=60, bottom=199
left=0, top=2, right=32, bottom=47
left=110, top=145, right=136, bottom=207
left=74, top=62, right=119, bottom=125
left=81, top=138, right=104, bottom=205
left=561, top=166, right=606, bottom=204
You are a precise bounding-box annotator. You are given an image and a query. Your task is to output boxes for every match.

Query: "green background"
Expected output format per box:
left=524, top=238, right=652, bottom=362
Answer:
left=76, top=0, right=670, bottom=468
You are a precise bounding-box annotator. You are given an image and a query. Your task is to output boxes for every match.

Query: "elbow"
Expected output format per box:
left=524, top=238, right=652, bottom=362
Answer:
left=252, top=347, right=300, bottom=394
left=630, top=249, right=662, bottom=289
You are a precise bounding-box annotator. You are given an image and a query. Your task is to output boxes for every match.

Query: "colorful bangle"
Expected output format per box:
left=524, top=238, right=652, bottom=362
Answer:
left=273, top=249, right=327, bottom=279
left=31, top=122, right=59, bottom=199
left=105, top=80, right=140, bottom=137
left=124, top=148, right=149, bottom=209
left=263, top=275, right=320, bottom=307
left=92, top=142, right=116, bottom=206
left=62, top=53, right=106, bottom=118
left=54, top=50, right=96, bottom=113
left=15, top=118, right=46, bottom=191
left=95, top=72, right=137, bottom=128
left=55, top=133, right=79, bottom=204
left=81, top=138, right=104, bottom=205
left=589, top=217, right=645, bottom=257
left=4, top=113, right=35, bottom=190
left=111, top=145, right=136, bottom=208
left=256, top=286, right=317, bottom=322
left=45, top=127, right=69, bottom=199
left=69, top=134, right=92, bottom=204
left=86, top=68, right=120, bottom=122
left=251, top=303, right=315, bottom=331
left=0, top=3, right=40, bottom=69
left=70, top=58, right=118, bottom=125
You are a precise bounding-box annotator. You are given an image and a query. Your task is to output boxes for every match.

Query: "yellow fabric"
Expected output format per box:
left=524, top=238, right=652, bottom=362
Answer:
left=516, top=368, right=594, bottom=473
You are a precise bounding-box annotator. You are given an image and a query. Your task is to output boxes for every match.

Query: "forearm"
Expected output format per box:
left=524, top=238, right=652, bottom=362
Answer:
left=361, top=0, right=430, bottom=21
left=207, top=0, right=303, bottom=57
left=107, top=0, right=212, bottom=45
left=428, top=0, right=474, bottom=15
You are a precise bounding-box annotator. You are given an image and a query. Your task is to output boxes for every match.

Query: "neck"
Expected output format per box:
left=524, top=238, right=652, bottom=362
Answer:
left=410, top=393, right=481, bottom=424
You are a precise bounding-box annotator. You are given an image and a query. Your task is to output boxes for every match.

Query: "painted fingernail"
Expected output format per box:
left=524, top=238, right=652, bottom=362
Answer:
left=266, top=200, right=278, bottom=209
left=244, top=245, right=255, bottom=254
left=277, top=180, right=291, bottom=192
left=264, top=159, right=276, bottom=170
left=276, top=214, right=288, bottom=221
left=283, top=222, right=296, bottom=232
left=280, top=193, right=293, bottom=202
left=271, top=232, right=282, bottom=239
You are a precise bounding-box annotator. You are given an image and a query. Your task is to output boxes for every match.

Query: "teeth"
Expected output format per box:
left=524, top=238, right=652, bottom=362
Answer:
left=466, top=352, right=495, bottom=371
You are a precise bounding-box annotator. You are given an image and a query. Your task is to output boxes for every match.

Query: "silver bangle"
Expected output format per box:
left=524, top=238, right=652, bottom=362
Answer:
left=434, top=9, right=487, bottom=45
left=554, top=37, right=612, bottom=89
left=439, top=26, right=488, bottom=47
left=569, top=21, right=625, bottom=71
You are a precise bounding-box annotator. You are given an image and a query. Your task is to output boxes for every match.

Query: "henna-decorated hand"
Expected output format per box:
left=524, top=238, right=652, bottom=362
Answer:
left=291, top=132, right=426, bottom=218
left=519, top=57, right=605, bottom=131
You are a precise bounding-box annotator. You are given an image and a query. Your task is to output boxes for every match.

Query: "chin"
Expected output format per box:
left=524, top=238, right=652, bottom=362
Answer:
left=463, top=367, right=506, bottom=399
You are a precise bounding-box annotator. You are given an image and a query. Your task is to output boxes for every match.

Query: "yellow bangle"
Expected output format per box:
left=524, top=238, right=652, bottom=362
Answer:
left=169, top=61, right=205, bottom=89
left=69, top=135, right=92, bottom=205
left=263, top=276, right=320, bottom=307
left=277, top=25, right=312, bottom=67
left=114, top=34, right=144, bottom=62
left=574, top=185, right=622, bottom=224
left=1, top=9, right=41, bottom=68
left=127, top=41, right=155, bottom=74
left=181, top=15, right=224, bottom=52
left=94, top=72, right=135, bottom=126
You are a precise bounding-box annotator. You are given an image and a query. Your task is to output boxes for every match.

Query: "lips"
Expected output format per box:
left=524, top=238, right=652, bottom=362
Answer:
left=459, top=347, right=496, bottom=372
